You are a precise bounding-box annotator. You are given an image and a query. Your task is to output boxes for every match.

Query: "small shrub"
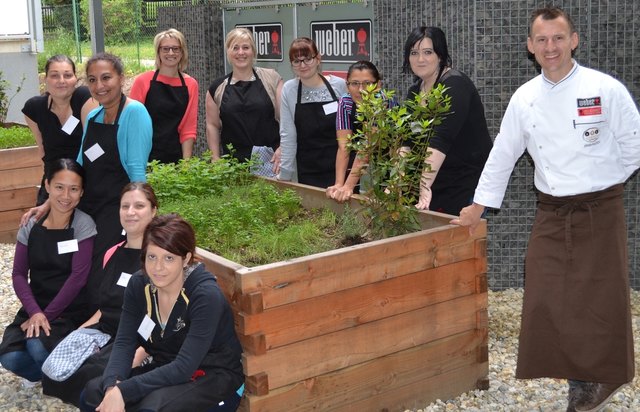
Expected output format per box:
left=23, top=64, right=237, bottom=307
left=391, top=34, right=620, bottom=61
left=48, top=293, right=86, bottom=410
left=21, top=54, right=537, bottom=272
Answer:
left=349, top=84, right=451, bottom=239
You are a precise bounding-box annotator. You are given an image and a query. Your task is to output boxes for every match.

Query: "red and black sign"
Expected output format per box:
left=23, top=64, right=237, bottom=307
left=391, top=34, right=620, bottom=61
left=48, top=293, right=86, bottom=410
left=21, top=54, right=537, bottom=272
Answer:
left=311, top=20, right=372, bottom=63
left=577, top=96, right=602, bottom=116
left=237, top=23, right=283, bottom=61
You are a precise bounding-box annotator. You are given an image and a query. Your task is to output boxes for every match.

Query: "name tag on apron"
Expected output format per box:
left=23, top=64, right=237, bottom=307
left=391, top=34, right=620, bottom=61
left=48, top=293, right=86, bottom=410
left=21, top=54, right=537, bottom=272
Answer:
left=138, top=315, right=155, bottom=341
left=117, top=272, right=132, bottom=287
left=84, top=143, right=105, bottom=162
left=323, top=101, right=338, bottom=115
left=57, top=239, right=79, bottom=254
left=61, top=115, right=80, bottom=135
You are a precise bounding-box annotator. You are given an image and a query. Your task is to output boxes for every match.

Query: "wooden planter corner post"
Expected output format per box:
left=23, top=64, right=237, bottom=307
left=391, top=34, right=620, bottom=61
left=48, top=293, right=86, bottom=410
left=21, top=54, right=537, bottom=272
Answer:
left=0, top=146, right=40, bottom=243
left=198, top=180, right=489, bottom=412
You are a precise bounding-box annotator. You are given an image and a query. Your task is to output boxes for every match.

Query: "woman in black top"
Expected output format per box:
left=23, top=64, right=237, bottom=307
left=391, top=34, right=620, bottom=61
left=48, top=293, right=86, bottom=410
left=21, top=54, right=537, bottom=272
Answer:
left=80, top=214, right=244, bottom=412
left=403, top=27, right=492, bottom=215
left=22, top=55, right=97, bottom=205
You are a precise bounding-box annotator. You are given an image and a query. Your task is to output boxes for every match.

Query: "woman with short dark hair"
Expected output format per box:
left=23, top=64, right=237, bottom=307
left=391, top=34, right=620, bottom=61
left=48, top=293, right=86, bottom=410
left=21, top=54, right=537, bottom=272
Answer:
left=80, top=214, right=244, bottom=412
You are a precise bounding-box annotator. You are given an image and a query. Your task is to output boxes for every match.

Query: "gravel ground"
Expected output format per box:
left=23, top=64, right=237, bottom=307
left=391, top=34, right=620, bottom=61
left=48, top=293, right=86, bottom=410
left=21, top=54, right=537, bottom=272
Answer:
left=0, top=242, right=638, bottom=411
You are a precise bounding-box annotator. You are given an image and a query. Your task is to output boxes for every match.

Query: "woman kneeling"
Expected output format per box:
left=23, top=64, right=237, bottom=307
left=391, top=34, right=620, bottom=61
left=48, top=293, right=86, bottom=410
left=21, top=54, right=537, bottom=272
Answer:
left=80, top=214, right=244, bottom=412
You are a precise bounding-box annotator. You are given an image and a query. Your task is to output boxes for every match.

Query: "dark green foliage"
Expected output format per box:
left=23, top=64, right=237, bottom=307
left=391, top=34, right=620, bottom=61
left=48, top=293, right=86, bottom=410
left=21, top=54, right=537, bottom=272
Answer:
left=348, top=84, right=451, bottom=239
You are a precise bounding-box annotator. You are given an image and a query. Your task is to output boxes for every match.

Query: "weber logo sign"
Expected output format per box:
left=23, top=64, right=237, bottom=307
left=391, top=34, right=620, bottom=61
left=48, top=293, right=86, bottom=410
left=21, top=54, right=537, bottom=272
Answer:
left=311, top=20, right=372, bottom=63
left=237, top=24, right=283, bottom=61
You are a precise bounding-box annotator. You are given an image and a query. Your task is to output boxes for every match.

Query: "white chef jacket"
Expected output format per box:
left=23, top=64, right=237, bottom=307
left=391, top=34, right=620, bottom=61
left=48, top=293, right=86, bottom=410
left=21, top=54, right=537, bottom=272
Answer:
left=474, top=62, right=640, bottom=209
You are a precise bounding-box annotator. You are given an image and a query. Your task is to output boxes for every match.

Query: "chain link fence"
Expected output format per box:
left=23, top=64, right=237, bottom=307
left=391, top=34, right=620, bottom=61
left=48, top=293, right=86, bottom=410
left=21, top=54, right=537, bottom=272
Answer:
left=40, top=0, right=199, bottom=73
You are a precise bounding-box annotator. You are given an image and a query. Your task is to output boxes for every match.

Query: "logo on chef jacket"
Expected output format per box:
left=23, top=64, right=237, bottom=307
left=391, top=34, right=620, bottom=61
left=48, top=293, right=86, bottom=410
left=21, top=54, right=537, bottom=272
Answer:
left=311, top=20, right=372, bottom=63
left=237, top=24, right=283, bottom=62
left=576, top=96, right=602, bottom=116
left=583, top=127, right=599, bottom=143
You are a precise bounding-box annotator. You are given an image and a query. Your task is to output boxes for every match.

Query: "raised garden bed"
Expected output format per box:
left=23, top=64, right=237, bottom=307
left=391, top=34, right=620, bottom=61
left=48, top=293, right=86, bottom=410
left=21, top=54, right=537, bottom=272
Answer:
left=198, top=180, right=489, bottom=411
left=0, top=145, right=40, bottom=243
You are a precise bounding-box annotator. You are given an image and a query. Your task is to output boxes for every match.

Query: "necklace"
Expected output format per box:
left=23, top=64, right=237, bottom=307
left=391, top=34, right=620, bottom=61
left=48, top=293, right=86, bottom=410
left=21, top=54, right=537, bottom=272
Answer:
left=152, top=291, right=178, bottom=338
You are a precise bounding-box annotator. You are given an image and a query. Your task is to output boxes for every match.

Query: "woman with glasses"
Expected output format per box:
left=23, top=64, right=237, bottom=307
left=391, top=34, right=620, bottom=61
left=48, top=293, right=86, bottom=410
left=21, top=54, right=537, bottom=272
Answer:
left=277, top=37, right=348, bottom=187
left=206, top=27, right=283, bottom=164
left=326, top=60, right=395, bottom=202
left=130, top=28, right=199, bottom=163
left=403, top=27, right=492, bottom=215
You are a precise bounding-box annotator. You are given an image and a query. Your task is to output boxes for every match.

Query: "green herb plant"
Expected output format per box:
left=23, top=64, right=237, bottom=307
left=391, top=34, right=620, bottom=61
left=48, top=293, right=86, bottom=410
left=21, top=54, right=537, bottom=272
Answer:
left=348, top=84, right=451, bottom=239
left=0, top=125, right=36, bottom=149
left=147, top=154, right=367, bottom=266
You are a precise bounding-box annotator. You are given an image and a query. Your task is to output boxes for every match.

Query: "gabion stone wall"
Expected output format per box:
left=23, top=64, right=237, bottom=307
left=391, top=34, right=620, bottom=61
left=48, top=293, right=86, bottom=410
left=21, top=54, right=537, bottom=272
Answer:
left=374, top=0, right=640, bottom=289
left=159, top=0, right=639, bottom=290
left=158, top=4, right=225, bottom=155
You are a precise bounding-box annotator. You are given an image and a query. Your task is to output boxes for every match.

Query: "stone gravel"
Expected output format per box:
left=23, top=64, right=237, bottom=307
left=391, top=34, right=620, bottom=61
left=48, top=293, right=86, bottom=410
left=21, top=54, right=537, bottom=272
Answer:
left=0, top=243, right=638, bottom=411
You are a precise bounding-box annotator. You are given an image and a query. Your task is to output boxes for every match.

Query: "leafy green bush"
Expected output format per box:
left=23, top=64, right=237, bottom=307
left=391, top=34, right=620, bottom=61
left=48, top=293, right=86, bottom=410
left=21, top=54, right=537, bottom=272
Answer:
left=80, top=0, right=138, bottom=45
left=0, top=126, right=36, bottom=149
left=148, top=155, right=367, bottom=266
left=349, top=84, right=451, bottom=239
left=38, top=28, right=78, bottom=73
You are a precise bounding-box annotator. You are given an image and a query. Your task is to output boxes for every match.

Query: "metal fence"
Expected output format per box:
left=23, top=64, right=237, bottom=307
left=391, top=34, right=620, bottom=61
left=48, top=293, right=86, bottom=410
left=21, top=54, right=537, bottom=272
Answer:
left=39, top=0, right=198, bottom=70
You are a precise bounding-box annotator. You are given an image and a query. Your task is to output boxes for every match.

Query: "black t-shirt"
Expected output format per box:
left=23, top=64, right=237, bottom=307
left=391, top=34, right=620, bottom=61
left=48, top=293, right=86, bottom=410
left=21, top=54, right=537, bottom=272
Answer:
left=406, top=69, right=493, bottom=214
left=22, top=86, right=92, bottom=162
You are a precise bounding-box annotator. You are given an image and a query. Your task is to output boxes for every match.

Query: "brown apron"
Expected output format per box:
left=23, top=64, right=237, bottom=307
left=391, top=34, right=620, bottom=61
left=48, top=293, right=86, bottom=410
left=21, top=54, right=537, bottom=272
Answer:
left=516, top=184, right=634, bottom=384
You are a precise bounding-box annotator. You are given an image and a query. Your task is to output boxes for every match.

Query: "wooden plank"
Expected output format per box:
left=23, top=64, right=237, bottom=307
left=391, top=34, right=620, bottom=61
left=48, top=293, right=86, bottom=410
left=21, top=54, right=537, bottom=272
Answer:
left=238, top=259, right=480, bottom=351
left=0, top=166, right=43, bottom=189
left=0, top=186, right=37, bottom=212
left=243, top=292, right=487, bottom=392
left=197, top=246, right=243, bottom=305
left=0, top=208, right=30, bottom=232
left=237, top=224, right=486, bottom=311
left=0, top=146, right=41, bottom=171
left=243, top=330, right=487, bottom=410
left=336, top=362, right=487, bottom=412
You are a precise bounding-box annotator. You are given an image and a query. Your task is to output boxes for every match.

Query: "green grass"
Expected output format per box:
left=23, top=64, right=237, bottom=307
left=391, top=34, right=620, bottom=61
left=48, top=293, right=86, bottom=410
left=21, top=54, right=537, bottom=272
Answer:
left=0, top=125, right=36, bottom=149
left=39, top=30, right=156, bottom=75
left=148, top=155, right=368, bottom=267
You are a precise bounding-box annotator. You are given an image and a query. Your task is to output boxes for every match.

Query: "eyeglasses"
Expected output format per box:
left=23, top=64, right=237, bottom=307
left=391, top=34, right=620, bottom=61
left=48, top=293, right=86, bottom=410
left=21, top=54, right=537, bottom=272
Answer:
left=160, top=46, right=181, bottom=54
left=291, top=56, right=317, bottom=67
left=346, top=80, right=376, bottom=88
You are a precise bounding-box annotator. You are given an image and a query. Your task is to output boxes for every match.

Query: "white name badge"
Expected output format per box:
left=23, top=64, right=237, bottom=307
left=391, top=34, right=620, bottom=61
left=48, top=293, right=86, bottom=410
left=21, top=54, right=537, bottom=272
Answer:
left=117, top=272, right=132, bottom=287
left=84, top=143, right=105, bottom=162
left=138, top=315, right=155, bottom=341
left=57, top=239, right=79, bottom=254
left=323, top=101, right=338, bottom=115
left=61, top=115, right=80, bottom=135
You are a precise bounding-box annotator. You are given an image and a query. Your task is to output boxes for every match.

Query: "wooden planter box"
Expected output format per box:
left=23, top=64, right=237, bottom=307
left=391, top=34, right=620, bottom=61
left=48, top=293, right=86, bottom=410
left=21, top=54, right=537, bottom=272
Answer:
left=0, top=146, right=41, bottom=243
left=198, top=180, right=488, bottom=411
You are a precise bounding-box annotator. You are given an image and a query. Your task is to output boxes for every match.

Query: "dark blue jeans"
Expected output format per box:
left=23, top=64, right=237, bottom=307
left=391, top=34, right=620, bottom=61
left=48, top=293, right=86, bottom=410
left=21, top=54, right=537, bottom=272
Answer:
left=0, top=338, right=49, bottom=382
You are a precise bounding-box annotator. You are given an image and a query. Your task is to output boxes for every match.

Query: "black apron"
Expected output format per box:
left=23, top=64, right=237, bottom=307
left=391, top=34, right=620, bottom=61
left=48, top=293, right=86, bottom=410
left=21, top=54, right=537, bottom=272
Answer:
left=145, top=70, right=189, bottom=164
left=79, top=94, right=128, bottom=258
left=42, top=245, right=141, bottom=406
left=97, top=245, right=141, bottom=336
left=0, top=212, right=84, bottom=354
left=219, top=69, right=279, bottom=161
left=294, top=76, right=340, bottom=188
left=80, top=95, right=129, bottom=312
